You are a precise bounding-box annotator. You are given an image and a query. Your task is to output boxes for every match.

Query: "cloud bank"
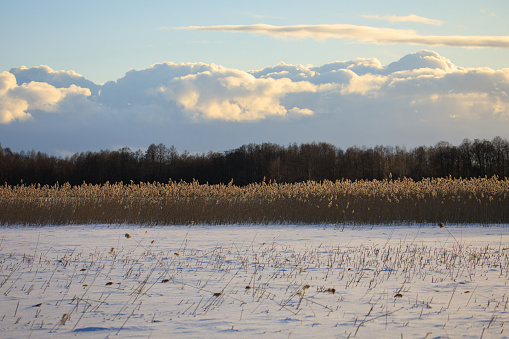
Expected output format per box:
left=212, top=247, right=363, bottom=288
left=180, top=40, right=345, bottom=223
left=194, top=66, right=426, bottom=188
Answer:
left=1, top=50, right=508, bottom=154
left=175, top=24, right=509, bottom=48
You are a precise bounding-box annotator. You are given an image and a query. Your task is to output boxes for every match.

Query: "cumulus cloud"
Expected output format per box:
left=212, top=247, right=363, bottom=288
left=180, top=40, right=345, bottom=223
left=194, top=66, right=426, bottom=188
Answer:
left=95, top=62, right=318, bottom=121
left=176, top=24, right=509, bottom=48
left=1, top=50, right=508, bottom=154
left=385, top=50, right=458, bottom=73
left=249, top=62, right=316, bottom=81
left=156, top=65, right=317, bottom=121
left=9, top=65, right=99, bottom=95
left=363, top=14, right=444, bottom=25
left=340, top=73, right=387, bottom=95
left=99, top=62, right=216, bottom=109
left=311, top=58, right=384, bottom=76
left=0, top=72, right=30, bottom=123
left=3, top=50, right=508, bottom=125
left=0, top=71, right=91, bottom=124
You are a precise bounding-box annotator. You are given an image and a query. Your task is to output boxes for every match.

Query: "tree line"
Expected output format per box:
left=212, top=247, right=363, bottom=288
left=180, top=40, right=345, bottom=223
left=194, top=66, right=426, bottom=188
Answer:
left=1, top=137, right=508, bottom=186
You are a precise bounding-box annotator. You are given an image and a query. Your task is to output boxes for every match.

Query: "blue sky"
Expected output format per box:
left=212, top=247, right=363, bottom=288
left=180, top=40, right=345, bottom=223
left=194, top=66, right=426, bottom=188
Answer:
left=1, top=0, right=508, bottom=156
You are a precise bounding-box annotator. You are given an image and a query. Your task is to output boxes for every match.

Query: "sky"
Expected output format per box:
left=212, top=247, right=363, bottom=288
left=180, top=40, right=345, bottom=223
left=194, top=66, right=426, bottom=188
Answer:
left=1, top=0, right=508, bottom=156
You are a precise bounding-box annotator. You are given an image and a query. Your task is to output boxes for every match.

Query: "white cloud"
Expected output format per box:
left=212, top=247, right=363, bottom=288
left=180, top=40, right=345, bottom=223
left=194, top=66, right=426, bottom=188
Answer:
left=385, top=50, right=458, bottom=73
left=3, top=51, right=508, bottom=127
left=156, top=66, right=317, bottom=121
left=312, top=58, right=384, bottom=76
left=341, top=73, right=386, bottom=95
left=10, top=65, right=99, bottom=95
left=11, top=82, right=90, bottom=112
left=363, top=14, right=444, bottom=25
left=0, top=72, right=30, bottom=123
left=411, top=92, right=509, bottom=123
left=176, top=24, right=509, bottom=48
left=289, top=107, right=314, bottom=115
left=0, top=71, right=91, bottom=124
left=98, top=62, right=218, bottom=109
left=93, top=62, right=318, bottom=122
left=249, top=62, right=316, bottom=81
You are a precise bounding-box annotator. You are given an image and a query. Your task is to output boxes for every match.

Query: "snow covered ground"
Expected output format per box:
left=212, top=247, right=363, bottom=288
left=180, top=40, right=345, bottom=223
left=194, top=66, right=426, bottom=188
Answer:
left=0, top=224, right=508, bottom=338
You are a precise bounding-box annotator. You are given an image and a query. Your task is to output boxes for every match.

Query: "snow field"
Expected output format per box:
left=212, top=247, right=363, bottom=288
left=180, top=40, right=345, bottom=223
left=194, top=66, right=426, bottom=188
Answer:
left=0, top=224, right=507, bottom=338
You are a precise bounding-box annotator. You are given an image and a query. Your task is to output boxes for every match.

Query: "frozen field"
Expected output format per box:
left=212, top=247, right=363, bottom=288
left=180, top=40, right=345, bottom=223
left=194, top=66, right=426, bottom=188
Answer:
left=0, top=224, right=508, bottom=338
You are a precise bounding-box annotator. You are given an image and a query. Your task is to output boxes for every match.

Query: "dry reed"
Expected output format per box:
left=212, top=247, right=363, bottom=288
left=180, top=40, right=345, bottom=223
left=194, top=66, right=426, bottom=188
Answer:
left=0, top=177, right=508, bottom=225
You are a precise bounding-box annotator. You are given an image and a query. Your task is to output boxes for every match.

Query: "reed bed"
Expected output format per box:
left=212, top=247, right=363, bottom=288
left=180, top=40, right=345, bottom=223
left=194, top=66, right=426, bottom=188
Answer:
left=1, top=177, right=508, bottom=225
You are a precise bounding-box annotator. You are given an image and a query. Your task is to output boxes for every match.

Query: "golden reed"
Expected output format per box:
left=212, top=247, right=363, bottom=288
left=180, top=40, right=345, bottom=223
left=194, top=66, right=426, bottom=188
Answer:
left=0, top=177, right=508, bottom=225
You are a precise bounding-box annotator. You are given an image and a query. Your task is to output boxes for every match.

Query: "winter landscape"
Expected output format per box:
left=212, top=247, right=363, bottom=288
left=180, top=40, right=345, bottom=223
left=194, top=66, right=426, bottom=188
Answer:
left=0, top=223, right=507, bottom=338
left=2, top=1, right=509, bottom=338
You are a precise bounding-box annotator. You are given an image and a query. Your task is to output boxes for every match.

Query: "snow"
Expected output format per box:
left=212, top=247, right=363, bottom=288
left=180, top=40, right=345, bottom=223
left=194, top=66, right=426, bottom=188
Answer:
left=0, top=224, right=508, bottom=338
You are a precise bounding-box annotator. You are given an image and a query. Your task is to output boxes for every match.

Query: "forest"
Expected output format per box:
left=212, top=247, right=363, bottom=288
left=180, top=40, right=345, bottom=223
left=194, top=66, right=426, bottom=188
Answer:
left=1, top=136, right=508, bottom=186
